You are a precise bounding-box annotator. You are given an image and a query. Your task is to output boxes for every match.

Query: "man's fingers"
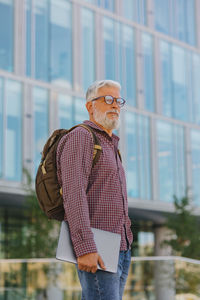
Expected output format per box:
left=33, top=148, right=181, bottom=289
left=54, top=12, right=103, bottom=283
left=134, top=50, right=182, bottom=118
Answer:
left=91, top=266, right=98, bottom=273
left=77, top=253, right=105, bottom=272
left=98, top=255, right=106, bottom=270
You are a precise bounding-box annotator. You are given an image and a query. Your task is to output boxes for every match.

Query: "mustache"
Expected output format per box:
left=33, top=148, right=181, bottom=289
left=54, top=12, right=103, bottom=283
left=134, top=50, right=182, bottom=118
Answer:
left=106, top=109, right=119, bottom=116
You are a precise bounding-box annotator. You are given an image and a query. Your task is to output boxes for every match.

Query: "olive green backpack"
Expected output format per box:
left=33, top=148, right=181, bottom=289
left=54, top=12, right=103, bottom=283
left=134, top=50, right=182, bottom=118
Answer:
left=35, top=124, right=102, bottom=221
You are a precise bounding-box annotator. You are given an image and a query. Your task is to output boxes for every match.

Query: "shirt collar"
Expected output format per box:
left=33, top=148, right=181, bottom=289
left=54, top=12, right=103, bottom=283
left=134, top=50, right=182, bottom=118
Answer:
left=83, top=120, right=120, bottom=143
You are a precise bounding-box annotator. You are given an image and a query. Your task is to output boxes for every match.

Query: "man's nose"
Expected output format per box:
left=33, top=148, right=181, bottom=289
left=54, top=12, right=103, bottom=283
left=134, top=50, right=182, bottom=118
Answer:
left=112, top=99, right=119, bottom=108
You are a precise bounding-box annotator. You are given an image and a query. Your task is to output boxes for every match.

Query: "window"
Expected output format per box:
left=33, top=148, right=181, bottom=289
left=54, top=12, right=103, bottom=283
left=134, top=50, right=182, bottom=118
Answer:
left=191, top=130, right=200, bottom=206
left=58, top=94, right=73, bottom=129
left=33, top=87, right=48, bottom=176
left=160, top=40, right=172, bottom=117
left=5, top=80, right=22, bottom=181
left=155, top=0, right=196, bottom=46
left=34, top=0, right=49, bottom=81
left=172, top=45, right=188, bottom=122
left=26, top=0, right=72, bottom=86
left=154, top=0, right=170, bottom=35
left=138, top=231, right=154, bottom=256
left=142, top=33, right=154, bottom=112
left=192, top=54, right=200, bottom=125
left=102, top=0, right=114, bottom=12
left=103, top=19, right=136, bottom=106
left=103, top=17, right=116, bottom=81
left=74, top=98, right=88, bottom=124
left=125, top=112, right=151, bottom=200
left=81, top=8, right=95, bottom=92
left=0, top=78, right=3, bottom=177
left=122, top=0, right=146, bottom=25
left=157, top=121, right=186, bottom=202
left=0, top=0, right=13, bottom=71
left=50, top=0, right=72, bottom=87
left=120, top=25, right=136, bottom=106
left=160, top=40, right=193, bottom=123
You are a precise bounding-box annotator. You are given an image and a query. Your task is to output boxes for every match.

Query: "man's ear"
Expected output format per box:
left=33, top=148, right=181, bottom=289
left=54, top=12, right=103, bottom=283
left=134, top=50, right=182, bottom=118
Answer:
left=86, top=101, right=93, bottom=116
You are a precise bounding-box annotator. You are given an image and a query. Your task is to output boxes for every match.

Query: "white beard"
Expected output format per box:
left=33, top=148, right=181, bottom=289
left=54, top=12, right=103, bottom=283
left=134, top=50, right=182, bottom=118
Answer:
left=92, top=103, right=120, bottom=130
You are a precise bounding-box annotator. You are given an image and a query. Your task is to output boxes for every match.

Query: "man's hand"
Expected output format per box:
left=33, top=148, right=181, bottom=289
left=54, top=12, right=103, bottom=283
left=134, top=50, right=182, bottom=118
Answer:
left=77, top=252, right=106, bottom=273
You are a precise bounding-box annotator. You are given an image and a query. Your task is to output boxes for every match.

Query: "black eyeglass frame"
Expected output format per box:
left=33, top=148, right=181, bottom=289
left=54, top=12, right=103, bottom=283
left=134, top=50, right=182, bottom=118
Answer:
left=91, top=95, right=126, bottom=107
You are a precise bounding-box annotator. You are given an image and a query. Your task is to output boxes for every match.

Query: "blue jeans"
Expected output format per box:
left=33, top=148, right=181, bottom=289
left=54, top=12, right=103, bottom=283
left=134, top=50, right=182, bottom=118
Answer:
left=76, top=250, right=131, bottom=300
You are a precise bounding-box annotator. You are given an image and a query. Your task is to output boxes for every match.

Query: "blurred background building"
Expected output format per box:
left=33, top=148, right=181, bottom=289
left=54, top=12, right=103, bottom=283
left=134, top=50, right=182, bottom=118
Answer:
left=0, top=0, right=200, bottom=259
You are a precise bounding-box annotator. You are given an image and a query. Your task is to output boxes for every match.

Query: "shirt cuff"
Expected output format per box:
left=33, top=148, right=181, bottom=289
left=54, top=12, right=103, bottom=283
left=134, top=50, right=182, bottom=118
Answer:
left=73, top=240, right=98, bottom=258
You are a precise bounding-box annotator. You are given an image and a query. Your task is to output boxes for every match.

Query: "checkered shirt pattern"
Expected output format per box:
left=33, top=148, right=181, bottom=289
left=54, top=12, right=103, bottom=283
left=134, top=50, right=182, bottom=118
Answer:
left=56, top=120, right=133, bottom=257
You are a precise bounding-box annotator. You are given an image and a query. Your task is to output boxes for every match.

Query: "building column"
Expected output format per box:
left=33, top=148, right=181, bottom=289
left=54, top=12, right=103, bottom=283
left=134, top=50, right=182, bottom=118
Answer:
left=154, top=226, right=175, bottom=300
left=195, top=0, right=200, bottom=49
left=14, top=0, right=26, bottom=76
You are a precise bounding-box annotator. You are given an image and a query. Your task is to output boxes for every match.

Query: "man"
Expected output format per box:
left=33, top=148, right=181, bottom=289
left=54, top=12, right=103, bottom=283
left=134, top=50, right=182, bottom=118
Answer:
left=57, top=80, right=133, bottom=300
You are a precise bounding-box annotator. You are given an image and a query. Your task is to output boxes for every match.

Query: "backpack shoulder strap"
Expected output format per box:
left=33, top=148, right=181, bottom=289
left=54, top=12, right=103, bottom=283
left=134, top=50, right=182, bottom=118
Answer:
left=117, top=149, right=122, bottom=162
left=77, top=124, right=102, bottom=167
left=67, top=123, right=102, bottom=167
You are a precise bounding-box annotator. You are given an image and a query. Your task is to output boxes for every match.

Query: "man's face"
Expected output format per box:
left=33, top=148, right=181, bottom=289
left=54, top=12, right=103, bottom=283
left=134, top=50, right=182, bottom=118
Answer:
left=90, top=86, right=121, bottom=131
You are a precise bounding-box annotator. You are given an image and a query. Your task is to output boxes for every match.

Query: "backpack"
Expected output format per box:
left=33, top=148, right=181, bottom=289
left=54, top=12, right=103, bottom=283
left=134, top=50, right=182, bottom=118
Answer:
left=35, top=124, right=103, bottom=221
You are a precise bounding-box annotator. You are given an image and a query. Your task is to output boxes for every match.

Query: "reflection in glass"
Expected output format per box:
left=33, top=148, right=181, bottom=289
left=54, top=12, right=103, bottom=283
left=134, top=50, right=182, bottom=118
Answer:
left=103, top=0, right=114, bottom=12
left=157, top=121, right=173, bottom=202
left=175, top=0, right=196, bottom=45
left=126, top=113, right=139, bottom=198
left=172, top=45, right=188, bottom=122
left=120, top=25, right=135, bottom=106
left=138, top=232, right=154, bottom=256
left=155, top=0, right=196, bottom=46
left=5, top=80, right=22, bottom=181
left=125, top=112, right=151, bottom=200
left=191, top=130, right=200, bottom=206
left=34, top=0, right=49, bottom=81
left=160, top=40, right=172, bottom=117
left=50, top=0, right=72, bottom=87
left=192, top=54, right=200, bottom=125
left=185, top=0, right=196, bottom=46
left=58, top=94, right=73, bottom=129
left=160, top=40, right=200, bottom=124
left=138, top=115, right=151, bottom=200
left=155, top=0, right=169, bottom=34
left=33, top=87, right=48, bottom=176
left=74, top=98, right=88, bottom=125
left=0, top=78, right=3, bottom=177
left=157, top=121, right=185, bottom=202
left=142, top=33, right=154, bottom=112
left=122, top=0, right=146, bottom=25
left=0, top=0, right=13, bottom=71
left=81, top=8, right=95, bottom=92
left=103, top=17, right=116, bottom=80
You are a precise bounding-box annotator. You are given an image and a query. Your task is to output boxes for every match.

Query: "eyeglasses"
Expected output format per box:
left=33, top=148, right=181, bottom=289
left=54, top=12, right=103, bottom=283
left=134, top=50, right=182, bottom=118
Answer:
left=91, top=95, right=126, bottom=107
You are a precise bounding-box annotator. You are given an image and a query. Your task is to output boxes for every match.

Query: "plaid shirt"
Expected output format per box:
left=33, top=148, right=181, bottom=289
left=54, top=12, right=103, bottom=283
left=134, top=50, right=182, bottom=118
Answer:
left=56, top=120, right=133, bottom=257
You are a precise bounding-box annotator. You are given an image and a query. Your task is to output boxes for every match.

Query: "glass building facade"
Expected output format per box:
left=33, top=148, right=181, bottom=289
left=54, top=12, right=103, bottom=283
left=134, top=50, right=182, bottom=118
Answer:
left=1, top=0, right=200, bottom=259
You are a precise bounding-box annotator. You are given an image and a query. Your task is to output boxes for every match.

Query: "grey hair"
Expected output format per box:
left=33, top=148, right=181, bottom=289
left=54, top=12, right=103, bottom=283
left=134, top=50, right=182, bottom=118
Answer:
left=86, top=80, right=121, bottom=103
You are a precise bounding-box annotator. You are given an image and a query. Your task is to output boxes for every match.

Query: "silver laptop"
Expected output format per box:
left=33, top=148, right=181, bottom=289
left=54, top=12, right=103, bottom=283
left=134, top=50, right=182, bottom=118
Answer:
left=56, top=221, right=121, bottom=273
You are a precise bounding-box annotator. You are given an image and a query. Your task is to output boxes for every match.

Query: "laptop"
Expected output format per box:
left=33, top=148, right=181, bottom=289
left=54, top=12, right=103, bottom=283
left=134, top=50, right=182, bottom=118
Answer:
left=56, top=221, right=121, bottom=273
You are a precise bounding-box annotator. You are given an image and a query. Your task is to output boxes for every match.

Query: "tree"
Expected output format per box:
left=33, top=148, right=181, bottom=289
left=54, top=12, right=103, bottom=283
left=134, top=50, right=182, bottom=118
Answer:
left=2, top=169, right=59, bottom=259
left=164, top=194, right=200, bottom=296
left=164, top=194, right=200, bottom=260
left=18, top=168, right=60, bottom=258
left=1, top=169, right=61, bottom=299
